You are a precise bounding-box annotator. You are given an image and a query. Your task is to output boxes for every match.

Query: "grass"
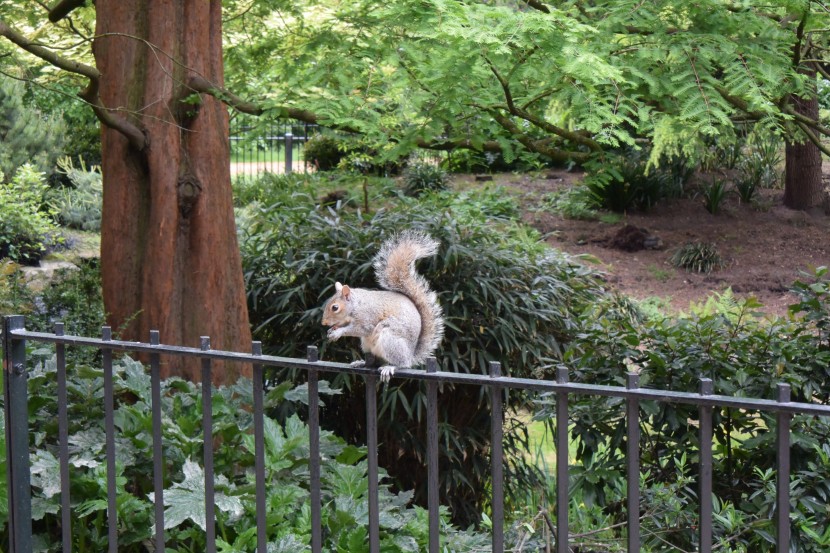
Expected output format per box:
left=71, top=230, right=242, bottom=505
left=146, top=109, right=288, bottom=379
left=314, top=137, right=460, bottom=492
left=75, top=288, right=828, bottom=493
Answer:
left=230, top=143, right=304, bottom=164
left=647, top=263, right=672, bottom=282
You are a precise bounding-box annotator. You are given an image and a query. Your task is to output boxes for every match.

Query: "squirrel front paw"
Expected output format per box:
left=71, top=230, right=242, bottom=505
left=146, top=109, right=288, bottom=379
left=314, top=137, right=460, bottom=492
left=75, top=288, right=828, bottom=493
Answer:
left=350, top=360, right=366, bottom=368
left=327, top=327, right=344, bottom=341
left=379, top=365, right=395, bottom=383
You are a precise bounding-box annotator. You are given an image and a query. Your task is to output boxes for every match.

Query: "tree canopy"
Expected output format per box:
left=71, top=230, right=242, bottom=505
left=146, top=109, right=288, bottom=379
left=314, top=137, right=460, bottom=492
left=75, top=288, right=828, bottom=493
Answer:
left=223, top=0, right=830, bottom=170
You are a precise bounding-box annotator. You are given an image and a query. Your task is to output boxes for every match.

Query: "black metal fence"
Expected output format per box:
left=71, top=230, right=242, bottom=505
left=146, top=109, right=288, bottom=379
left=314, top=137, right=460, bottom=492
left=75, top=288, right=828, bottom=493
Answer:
left=229, top=116, right=318, bottom=177
left=4, top=314, right=830, bottom=552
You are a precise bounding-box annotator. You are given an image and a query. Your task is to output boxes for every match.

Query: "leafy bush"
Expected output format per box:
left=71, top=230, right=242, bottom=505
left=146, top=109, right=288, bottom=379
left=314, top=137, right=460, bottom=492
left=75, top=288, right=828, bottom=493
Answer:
left=302, top=133, right=346, bottom=171
left=49, top=157, right=103, bottom=231
left=241, top=190, right=605, bottom=525
left=540, top=186, right=600, bottom=221
left=670, top=242, right=724, bottom=273
left=0, top=260, right=36, bottom=317
left=541, top=270, right=830, bottom=551
left=0, top=164, right=61, bottom=265
left=401, top=162, right=449, bottom=196
left=0, top=76, right=66, bottom=181
left=702, top=177, right=729, bottom=214
left=0, top=351, right=486, bottom=552
left=735, top=137, right=781, bottom=203
left=232, top=171, right=327, bottom=208
left=31, top=259, right=105, bottom=337
left=584, top=150, right=669, bottom=212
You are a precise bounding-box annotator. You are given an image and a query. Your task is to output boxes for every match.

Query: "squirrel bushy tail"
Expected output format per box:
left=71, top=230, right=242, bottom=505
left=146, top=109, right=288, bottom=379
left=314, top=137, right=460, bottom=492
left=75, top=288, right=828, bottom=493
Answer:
left=373, top=231, right=445, bottom=362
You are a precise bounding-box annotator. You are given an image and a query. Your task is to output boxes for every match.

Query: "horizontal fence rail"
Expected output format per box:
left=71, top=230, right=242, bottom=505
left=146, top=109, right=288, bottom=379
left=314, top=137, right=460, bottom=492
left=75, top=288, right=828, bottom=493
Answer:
left=229, top=118, right=318, bottom=177
left=3, top=316, right=830, bottom=552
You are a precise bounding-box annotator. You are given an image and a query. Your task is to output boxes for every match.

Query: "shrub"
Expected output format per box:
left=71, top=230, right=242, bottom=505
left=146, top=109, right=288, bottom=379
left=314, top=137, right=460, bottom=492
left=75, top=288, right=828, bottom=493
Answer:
left=32, top=259, right=105, bottom=336
left=50, top=157, right=103, bottom=231
left=0, top=164, right=61, bottom=265
left=735, top=137, right=781, bottom=203
left=545, top=274, right=830, bottom=551
left=670, top=242, right=724, bottom=273
left=0, top=75, right=65, bottom=181
left=584, top=150, right=668, bottom=212
left=540, top=186, right=599, bottom=221
left=0, top=260, right=36, bottom=316
left=241, top=190, right=605, bottom=526
left=401, top=162, right=449, bottom=196
left=232, top=171, right=325, bottom=208
left=0, top=351, right=487, bottom=551
left=302, top=133, right=346, bottom=171
left=702, top=177, right=729, bottom=214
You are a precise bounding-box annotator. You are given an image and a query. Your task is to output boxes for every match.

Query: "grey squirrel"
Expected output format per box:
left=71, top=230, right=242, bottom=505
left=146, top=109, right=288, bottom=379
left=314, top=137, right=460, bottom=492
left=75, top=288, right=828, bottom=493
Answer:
left=321, top=231, right=445, bottom=382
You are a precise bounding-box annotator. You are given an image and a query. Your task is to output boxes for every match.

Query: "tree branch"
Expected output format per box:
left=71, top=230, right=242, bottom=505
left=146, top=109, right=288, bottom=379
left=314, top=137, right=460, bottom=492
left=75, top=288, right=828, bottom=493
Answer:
left=785, top=104, right=830, bottom=138
left=484, top=57, right=601, bottom=152
left=490, top=109, right=592, bottom=163
left=187, top=75, right=362, bottom=134
left=523, top=0, right=550, bottom=14
left=48, top=0, right=87, bottom=23
left=794, top=117, right=830, bottom=156
left=0, top=19, right=147, bottom=150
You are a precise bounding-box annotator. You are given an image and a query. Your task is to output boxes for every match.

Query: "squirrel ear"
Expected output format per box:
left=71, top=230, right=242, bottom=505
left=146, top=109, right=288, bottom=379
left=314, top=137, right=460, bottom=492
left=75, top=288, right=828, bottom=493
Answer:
left=335, top=282, right=343, bottom=292
left=341, top=285, right=351, bottom=299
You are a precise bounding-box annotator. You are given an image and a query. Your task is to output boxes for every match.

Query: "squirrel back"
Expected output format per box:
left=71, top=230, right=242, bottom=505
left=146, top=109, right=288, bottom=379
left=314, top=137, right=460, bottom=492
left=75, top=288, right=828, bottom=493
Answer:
left=373, top=231, right=445, bottom=362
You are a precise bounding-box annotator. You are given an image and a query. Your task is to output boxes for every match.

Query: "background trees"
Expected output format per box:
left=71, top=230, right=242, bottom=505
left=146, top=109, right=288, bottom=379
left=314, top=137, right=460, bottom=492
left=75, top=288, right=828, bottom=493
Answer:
left=225, top=0, right=830, bottom=209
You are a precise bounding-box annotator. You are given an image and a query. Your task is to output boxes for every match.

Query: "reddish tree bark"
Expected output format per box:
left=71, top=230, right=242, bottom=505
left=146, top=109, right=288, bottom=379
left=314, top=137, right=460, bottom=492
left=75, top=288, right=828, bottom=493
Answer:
left=94, top=1, right=251, bottom=382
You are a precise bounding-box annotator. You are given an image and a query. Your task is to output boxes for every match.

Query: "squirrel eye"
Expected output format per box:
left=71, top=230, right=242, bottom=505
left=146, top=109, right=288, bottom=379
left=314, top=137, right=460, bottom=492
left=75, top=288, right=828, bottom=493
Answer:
left=331, top=304, right=339, bottom=312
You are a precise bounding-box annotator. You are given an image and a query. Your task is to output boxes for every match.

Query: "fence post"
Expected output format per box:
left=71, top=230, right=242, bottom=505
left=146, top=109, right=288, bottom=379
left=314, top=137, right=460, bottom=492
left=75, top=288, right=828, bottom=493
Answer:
left=626, top=372, right=641, bottom=552
left=776, top=383, right=791, bottom=553
left=3, top=315, right=32, bottom=553
left=555, top=366, right=569, bottom=553
left=489, top=361, right=504, bottom=553
left=698, top=378, right=714, bottom=553
left=284, top=133, right=293, bottom=174
left=425, top=357, right=440, bottom=553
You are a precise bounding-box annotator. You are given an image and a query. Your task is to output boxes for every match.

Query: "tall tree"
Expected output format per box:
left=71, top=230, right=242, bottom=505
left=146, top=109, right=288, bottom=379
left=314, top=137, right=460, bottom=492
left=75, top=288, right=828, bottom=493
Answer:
left=225, top=0, right=830, bottom=210
left=1, top=2, right=251, bottom=382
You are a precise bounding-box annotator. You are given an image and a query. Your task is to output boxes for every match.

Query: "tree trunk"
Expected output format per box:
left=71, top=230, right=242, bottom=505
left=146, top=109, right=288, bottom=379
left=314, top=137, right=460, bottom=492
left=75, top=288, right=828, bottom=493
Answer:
left=784, top=69, right=824, bottom=210
left=94, top=1, right=251, bottom=383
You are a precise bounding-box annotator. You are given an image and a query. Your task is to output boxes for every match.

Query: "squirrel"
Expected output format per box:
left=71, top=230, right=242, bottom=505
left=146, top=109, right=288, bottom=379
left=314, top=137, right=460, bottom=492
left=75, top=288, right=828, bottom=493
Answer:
left=321, top=231, right=445, bottom=382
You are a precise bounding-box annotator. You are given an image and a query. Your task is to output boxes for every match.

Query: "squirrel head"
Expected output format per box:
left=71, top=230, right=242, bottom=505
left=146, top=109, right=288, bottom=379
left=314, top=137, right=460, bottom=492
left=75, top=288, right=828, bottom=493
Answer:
left=322, top=281, right=352, bottom=327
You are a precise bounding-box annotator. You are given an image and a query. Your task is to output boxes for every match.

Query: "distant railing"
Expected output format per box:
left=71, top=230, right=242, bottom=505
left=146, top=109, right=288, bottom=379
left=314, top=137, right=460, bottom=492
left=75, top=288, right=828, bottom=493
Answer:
left=4, top=315, right=830, bottom=552
left=229, top=116, right=318, bottom=177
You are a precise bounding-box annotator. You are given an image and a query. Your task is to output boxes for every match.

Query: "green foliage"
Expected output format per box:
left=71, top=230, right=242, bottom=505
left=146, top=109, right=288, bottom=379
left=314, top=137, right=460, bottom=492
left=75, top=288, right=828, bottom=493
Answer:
left=540, top=186, right=600, bottom=221
left=232, top=171, right=328, bottom=208
left=223, top=0, right=823, bottom=171
left=240, top=188, right=604, bottom=525
left=537, top=271, right=830, bottom=551
left=734, top=134, right=782, bottom=203
left=302, top=133, right=347, bottom=171
left=789, top=266, right=830, bottom=350
left=32, top=259, right=105, bottom=337
left=702, top=177, right=729, bottom=214
left=49, top=157, right=103, bottom=231
left=0, top=352, right=485, bottom=552
left=401, top=162, right=449, bottom=196
left=0, top=260, right=36, bottom=317
left=584, top=151, right=669, bottom=212
left=0, top=164, right=61, bottom=265
left=0, top=76, right=66, bottom=181
left=670, top=242, right=724, bottom=274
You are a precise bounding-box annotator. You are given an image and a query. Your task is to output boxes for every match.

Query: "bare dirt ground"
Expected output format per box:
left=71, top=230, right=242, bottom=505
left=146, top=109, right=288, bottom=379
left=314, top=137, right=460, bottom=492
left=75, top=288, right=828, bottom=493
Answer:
left=460, top=171, right=830, bottom=318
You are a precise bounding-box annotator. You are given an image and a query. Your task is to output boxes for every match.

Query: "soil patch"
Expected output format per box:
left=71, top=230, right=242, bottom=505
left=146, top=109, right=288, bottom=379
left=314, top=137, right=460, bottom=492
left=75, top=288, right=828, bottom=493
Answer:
left=457, top=171, right=830, bottom=318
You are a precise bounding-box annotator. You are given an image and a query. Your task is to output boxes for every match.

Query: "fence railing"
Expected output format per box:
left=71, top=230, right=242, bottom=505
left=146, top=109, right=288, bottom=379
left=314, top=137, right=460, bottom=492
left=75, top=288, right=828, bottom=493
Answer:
left=229, top=116, right=318, bottom=177
left=4, top=315, right=830, bottom=552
